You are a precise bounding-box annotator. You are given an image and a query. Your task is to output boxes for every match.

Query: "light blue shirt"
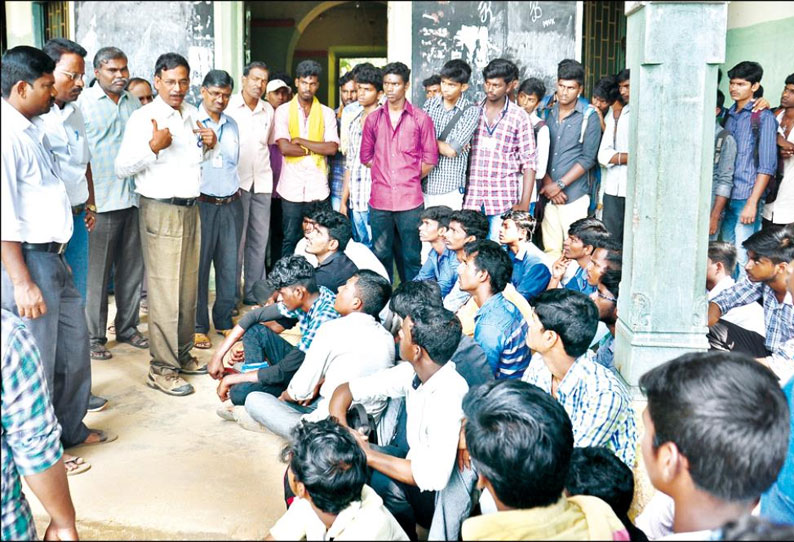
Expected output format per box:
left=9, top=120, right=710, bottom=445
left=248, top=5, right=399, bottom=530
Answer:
left=197, top=106, right=241, bottom=197
left=413, top=247, right=459, bottom=297
left=473, top=292, right=531, bottom=379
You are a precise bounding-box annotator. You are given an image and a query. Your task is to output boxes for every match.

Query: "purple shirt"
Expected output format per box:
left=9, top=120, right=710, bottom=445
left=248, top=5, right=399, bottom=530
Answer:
left=359, top=101, right=438, bottom=212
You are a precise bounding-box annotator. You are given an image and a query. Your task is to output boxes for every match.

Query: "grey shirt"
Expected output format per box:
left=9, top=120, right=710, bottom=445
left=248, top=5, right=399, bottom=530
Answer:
left=713, top=122, right=737, bottom=201
left=547, top=100, right=602, bottom=203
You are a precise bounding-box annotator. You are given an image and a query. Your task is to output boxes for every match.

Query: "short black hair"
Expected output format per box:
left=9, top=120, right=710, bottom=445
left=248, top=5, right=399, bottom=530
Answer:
left=201, top=69, right=233, bottom=90
left=154, top=53, right=190, bottom=78
left=92, top=46, right=126, bottom=70
left=482, top=58, right=519, bottom=84
left=302, top=199, right=332, bottom=221
left=616, top=68, right=630, bottom=83
left=600, top=260, right=622, bottom=300
left=349, top=62, right=374, bottom=77
left=533, top=289, right=599, bottom=358
left=568, top=217, right=611, bottom=251
left=282, top=418, right=367, bottom=515
left=742, top=224, right=794, bottom=265
left=354, top=65, right=383, bottom=92
left=464, top=380, right=574, bottom=509
left=440, top=59, right=472, bottom=84
left=518, top=77, right=546, bottom=100
left=716, top=89, right=726, bottom=109
left=420, top=205, right=453, bottom=229
left=786, top=73, right=794, bottom=86
left=243, top=61, right=268, bottom=77
left=721, top=514, right=794, bottom=541
left=449, top=210, right=489, bottom=241
left=409, top=305, right=462, bottom=365
left=389, top=280, right=443, bottom=319
left=312, top=209, right=352, bottom=252
left=463, top=240, right=513, bottom=294
left=43, top=38, right=87, bottom=64
left=558, top=58, right=585, bottom=86
left=267, top=255, right=319, bottom=294
left=727, top=61, right=763, bottom=85
left=269, top=70, right=292, bottom=86
left=640, top=351, right=789, bottom=503
left=351, top=270, right=392, bottom=318
left=296, top=60, right=322, bottom=79
left=1, top=46, right=55, bottom=98
left=500, top=210, right=537, bottom=241
left=338, top=71, right=353, bottom=87
left=592, top=75, right=619, bottom=103
left=708, top=241, right=737, bottom=275
left=566, top=447, right=634, bottom=516
left=422, top=74, right=441, bottom=88
left=128, top=77, right=151, bottom=89
left=382, top=62, right=410, bottom=84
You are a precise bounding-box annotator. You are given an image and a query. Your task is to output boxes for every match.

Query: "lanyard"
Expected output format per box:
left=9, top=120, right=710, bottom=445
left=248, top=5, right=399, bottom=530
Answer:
left=483, top=98, right=509, bottom=137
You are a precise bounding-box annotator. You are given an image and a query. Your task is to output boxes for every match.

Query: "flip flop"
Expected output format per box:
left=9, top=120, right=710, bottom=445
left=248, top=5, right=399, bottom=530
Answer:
left=64, top=455, right=91, bottom=476
left=69, top=429, right=118, bottom=449
left=194, top=332, right=212, bottom=349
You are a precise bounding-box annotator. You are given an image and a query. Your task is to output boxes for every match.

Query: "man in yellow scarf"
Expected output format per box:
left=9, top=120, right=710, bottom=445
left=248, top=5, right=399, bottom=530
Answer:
left=273, top=60, right=340, bottom=256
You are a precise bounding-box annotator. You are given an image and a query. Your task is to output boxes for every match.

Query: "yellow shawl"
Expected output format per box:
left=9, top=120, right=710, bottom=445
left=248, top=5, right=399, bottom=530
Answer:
left=286, top=95, right=325, bottom=171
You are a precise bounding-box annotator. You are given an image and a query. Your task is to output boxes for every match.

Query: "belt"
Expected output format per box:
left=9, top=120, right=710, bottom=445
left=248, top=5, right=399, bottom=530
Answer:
left=198, top=190, right=241, bottom=206
left=21, top=242, right=68, bottom=255
left=72, top=203, right=86, bottom=216
left=151, top=197, right=198, bottom=207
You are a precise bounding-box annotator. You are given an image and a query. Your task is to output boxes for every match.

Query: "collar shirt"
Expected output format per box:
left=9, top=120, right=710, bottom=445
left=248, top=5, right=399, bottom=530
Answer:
left=708, top=276, right=766, bottom=337
left=226, top=93, right=274, bottom=193
left=77, top=84, right=140, bottom=211
left=594, top=333, right=616, bottom=372
left=711, top=278, right=794, bottom=356
left=423, top=95, right=480, bottom=195
left=115, top=96, right=203, bottom=199
left=474, top=292, right=531, bottom=379
left=597, top=104, right=630, bottom=198
left=563, top=263, right=597, bottom=295
left=314, top=250, right=359, bottom=293
left=1, top=100, right=72, bottom=244
left=522, top=351, right=638, bottom=467
left=349, top=360, right=469, bottom=491
left=339, top=100, right=364, bottom=155
left=530, top=110, right=550, bottom=179
left=273, top=100, right=339, bottom=203
left=39, top=102, right=91, bottom=206
left=345, top=107, right=374, bottom=212
left=724, top=102, right=778, bottom=200
left=713, top=121, right=736, bottom=201
left=465, top=98, right=536, bottom=216
left=197, top=106, right=240, bottom=197
left=547, top=100, right=602, bottom=203
left=277, top=286, right=340, bottom=352
left=413, top=247, right=459, bottom=297
left=359, top=101, right=439, bottom=212
left=507, top=243, right=552, bottom=302
left=291, top=312, right=396, bottom=423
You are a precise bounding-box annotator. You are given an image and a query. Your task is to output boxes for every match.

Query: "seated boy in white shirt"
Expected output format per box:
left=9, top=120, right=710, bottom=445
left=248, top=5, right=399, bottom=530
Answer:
left=706, top=241, right=765, bottom=337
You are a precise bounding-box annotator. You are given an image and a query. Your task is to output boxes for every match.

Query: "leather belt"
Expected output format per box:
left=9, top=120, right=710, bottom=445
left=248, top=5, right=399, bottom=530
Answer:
left=198, top=190, right=241, bottom=206
left=151, top=196, right=198, bottom=207
left=21, top=242, right=68, bottom=255
left=71, top=203, right=86, bottom=216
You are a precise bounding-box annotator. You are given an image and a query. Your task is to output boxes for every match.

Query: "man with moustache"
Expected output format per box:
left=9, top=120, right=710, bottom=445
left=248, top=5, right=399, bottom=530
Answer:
left=78, top=46, right=147, bottom=361
left=116, top=53, right=217, bottom=396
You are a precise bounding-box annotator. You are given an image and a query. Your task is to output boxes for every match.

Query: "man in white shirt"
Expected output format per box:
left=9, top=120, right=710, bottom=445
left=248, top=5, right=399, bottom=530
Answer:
left=1, top=45, right=114, bottom=454
left=116, top=52, right=217, bottom=396
left=329, top=304, right=469, bottom=540
left=245, top=270, right=395, bottom=438
left=226, top=61, right=275, bottom=306
left=597, top=69, right=630, bottom=244
left=706, top=241, right=766, bottom=337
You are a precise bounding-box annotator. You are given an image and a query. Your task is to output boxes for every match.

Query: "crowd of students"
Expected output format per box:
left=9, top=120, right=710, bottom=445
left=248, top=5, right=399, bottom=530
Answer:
left=1, top=35, right=793, bottom=541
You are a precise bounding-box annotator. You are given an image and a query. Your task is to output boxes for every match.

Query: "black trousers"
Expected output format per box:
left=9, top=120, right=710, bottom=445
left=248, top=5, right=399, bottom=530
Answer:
left=280, top=197, right=330, bottom=258
left=602, top=193, right=626, bottom=245
left=370, top=204, right=424, bottom=283
left=707, top=318, right=770, bottom=358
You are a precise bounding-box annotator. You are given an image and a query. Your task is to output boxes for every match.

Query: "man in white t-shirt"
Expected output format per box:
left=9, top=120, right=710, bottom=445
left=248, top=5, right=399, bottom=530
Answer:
left=763, top=74, right=794, bottom=228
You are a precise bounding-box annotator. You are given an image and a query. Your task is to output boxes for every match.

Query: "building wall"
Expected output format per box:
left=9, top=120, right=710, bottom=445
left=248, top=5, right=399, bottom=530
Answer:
left=5, top=1, right=35, bottom=49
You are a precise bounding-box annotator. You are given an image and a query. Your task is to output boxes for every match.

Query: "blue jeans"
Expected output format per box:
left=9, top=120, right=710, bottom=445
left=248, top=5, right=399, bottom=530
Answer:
left=720, top=198, right=763, bottom=278
left=64, top=211, right=89, bottom=302
left=351, top=210, right=372, bottom=248
left=245, top=392, right=316, bottom=439
left=482, top=206, right=502, bottom=242
left=331, top=195, right=342, bottom=212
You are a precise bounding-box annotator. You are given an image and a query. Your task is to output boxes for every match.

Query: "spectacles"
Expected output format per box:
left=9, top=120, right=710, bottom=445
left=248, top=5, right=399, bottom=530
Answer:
left=595, top=291, right=617, bottom=303
left=56, top=69, right=84, bottom=82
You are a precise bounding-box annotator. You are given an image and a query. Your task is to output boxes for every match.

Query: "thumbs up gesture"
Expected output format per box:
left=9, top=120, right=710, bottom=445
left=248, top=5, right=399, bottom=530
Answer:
left=193, top=120, right=217, bottom=149
left=149, top=119, right=172, bottom=154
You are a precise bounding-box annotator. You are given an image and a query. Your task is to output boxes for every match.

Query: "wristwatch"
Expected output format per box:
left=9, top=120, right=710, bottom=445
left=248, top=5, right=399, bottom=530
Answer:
left=555, top=179, right=566, bottom=190
left=86, top=204, right=97, bottom=213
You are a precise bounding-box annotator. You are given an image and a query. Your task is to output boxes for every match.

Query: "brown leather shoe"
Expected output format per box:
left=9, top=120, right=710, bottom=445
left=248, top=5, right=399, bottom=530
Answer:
left=180, top=357, right=208, bottom=375
left=146, top=372, right=194, bottom=396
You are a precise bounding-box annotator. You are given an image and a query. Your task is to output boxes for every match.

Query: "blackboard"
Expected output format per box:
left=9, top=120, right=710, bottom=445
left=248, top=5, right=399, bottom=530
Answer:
left=75, top=1, right=214, bottom=106
left=412, top=1, right=578, bottom=106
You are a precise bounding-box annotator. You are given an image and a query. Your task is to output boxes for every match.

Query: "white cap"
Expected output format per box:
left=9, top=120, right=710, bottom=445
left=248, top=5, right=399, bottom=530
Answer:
left=266, top=79, right=289, bottom=94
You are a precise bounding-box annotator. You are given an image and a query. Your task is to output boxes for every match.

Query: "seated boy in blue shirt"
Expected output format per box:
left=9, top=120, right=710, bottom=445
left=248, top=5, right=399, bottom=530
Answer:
left=498, top=210, right=551, bottom=303
left=414, top=206, right=458, bottom=297
left=547, top=217, right=611, bottom=295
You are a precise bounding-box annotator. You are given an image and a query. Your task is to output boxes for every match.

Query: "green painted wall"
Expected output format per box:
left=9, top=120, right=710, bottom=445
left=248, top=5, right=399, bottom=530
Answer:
left=720, top=16, right=794, bottom=105
left=251, top=26, right=294, bottom=74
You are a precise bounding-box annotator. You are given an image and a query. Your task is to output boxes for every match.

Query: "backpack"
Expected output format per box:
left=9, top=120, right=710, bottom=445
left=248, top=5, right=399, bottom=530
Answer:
left=714, top=128, right=730, bottom=166
left=752, top=109, right=781, bottom=204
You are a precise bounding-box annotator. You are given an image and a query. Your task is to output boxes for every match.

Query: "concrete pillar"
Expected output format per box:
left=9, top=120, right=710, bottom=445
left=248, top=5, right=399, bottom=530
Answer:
left=387, top=1, right=411, bottom=67
left=615, top=1, right=728, bottom=391
left=214, top=1, right=244, bottom=84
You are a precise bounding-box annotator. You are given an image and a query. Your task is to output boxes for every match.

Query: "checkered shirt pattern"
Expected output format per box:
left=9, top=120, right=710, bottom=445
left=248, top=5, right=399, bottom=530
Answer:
left=422, top=96, right=480, bottom=195
left=277, top=286, right=340, bottom=352
left=522, top=351, right=638, bottom=467
left=345, top=109, right=373, bottom=212
left=1, top=311, right=63, bottom=541
left=464, top=99, right=536, bottom=216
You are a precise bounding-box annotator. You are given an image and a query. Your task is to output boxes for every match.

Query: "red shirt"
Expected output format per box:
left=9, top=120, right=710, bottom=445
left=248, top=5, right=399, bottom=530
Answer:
left=359, top=101, right=438, bottom=211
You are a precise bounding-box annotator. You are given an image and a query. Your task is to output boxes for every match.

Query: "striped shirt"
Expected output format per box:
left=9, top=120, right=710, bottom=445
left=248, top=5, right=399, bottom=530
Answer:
left=77, top=84, right=141, bottom=211
left=465, top=98, right=536, bottom=216
left=522, top=351, right=638, bottom=467
left=473, top=292, right=531, bottom=379
left=277, top=286, right=340, bottom=352
left=345, top=107, right=373, bottom=212
left=1, top=310, right=63, bottom=541
left=422, top=95, right=480, bottom=195
left=724, top=102, right=778, bottom=201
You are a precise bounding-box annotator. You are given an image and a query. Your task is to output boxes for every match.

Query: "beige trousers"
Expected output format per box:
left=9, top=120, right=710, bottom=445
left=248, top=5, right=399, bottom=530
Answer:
left=541, top=194, right=590, bottom=260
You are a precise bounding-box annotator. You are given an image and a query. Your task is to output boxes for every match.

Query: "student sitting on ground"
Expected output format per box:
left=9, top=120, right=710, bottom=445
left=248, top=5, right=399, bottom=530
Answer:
left=244, top=271, right=394, bottom=439
left=442, top=210, right=489, bottom=312
left=413, top=206, right=458, bottom=297
left=498, top=210, right=552, bottom=303
left=585, top=237, right=620, bottom=289
left=565, top=446, right=648, bottom=541
left=460, top=380, right=629, bottom=541
left=590, top=253, right=622, bottom=372
left=547, top=217, right=611, bottom=295
left=523, top=289, right=637, bottom=467
left=303, top=209, right=358, bottom=292
left=638, top=351, right=789, bottom=539
left=266, top=418, right=409, bottom=541
left=328, top=305, right=469, bottom=540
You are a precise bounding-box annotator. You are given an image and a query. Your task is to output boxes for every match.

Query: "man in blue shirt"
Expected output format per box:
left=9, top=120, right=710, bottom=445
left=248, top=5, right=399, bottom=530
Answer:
left=548, top=217, right=610, bottom=295
left=194, top=70, right=242, bottom=350
left=457, top=240, right=530, bottom=379
left=414, top=205, right=459, bottom=297
left=498, top=210, right=551, bottom=303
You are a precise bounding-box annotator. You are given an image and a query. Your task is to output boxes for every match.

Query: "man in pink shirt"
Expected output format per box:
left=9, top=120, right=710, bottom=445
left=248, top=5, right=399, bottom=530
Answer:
left=360, top=62, right=438, bottom=281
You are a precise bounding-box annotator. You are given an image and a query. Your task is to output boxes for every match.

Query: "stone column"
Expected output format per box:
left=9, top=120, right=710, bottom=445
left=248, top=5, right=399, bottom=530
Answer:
left=615, top=1, right=728, bottom=391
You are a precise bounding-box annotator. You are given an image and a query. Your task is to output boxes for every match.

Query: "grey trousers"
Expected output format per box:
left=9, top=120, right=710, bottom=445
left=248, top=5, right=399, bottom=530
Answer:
left=245, top=391, right=315, bottom=439
left=196, top=198, right=243, bottom=333
left=139, top=197, right=200, bottom=374
left=236, top=189, right=272, bottom=303
left=2, top=251, right=91, bottom=447
left=85, top=207, right=143, bottom=344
